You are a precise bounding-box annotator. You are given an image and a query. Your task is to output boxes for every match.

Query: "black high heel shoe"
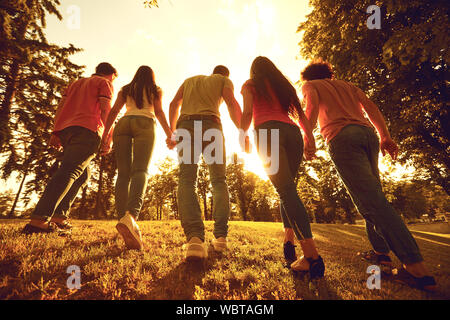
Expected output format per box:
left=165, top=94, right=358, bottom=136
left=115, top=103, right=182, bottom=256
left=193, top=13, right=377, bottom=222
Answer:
left=306, top=255, right=325, bottom=279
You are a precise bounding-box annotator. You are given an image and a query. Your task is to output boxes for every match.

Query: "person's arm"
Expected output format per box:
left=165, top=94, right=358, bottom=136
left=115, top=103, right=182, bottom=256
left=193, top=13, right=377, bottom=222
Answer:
left=222, top=86, right=242, bottom=129
left=240, top=86, right=253, bottom=132
left=49, top=95, right=67, bottom=150
left=303, top=83, right=320, bottom=130
left=153, top=91, right=173, bottom=140
left=301, top=83, right=320, bottom=160
left=100, top=93, right=123, bottom=154
left=356, top=88, right=399, bottom=160
left=297, top=107, right=316, bottom=160
left=169, top=84, right=184, bottom=132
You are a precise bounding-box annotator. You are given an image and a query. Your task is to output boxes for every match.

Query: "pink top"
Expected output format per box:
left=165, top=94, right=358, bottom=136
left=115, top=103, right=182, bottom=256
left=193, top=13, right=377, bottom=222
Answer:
left=53, top=75, right=114, bottom=137
left=302, top=79, right=373, bottom=143
left=241, top=79, right=296, bottom=128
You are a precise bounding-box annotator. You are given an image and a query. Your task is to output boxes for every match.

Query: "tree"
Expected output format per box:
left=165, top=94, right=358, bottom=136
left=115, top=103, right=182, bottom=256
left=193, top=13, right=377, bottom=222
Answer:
left=0, top=0, right=84, bottom=216
left=298, top=0, right=449, bottom=194
left=197, top=157, right=212, bottom=220
left=226, top=153, right=259, bottom=221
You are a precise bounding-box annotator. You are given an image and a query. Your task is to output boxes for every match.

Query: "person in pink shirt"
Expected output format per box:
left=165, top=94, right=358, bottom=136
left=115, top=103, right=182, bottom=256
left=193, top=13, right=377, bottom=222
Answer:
left=241, top=56, right=325, bottom=279
left=301, top=59, right=436, bottom=291
left=23, top=63, right=117, bottom=235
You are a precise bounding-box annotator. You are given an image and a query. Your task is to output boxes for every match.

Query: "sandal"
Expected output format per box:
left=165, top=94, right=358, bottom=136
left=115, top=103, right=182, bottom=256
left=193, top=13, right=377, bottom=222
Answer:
left=394, top=267, right=437, bottom=292
left=357, top=250, right=392, bottom=266
left=307, top=255, right=325, bottom=279
left=291, top=255, right=325, bottom=279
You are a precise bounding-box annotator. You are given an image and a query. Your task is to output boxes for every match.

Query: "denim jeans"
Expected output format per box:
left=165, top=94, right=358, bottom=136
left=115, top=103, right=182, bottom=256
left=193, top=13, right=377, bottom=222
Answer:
left=176, top=119, right=230, bottom=241
left=329, top=124, right=423, bottom=264
left=113, top=116, right=156, bottom=219
left=31, top=126, right=100, bottom=221
left=255, top=120, right=313, bottom=240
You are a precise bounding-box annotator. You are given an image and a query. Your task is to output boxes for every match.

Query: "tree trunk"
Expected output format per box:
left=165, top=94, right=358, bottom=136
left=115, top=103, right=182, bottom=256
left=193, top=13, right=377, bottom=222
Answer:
left=9, top=170, right=27, bottom=218
left=203, top=196, right=208, bottom=220
left=95, top=157, right=106, bottom=218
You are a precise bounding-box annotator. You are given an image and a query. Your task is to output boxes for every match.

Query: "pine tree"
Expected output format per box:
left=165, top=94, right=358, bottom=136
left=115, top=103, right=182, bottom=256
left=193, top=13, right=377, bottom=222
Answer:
left=0, top=0, right=84, bottom=216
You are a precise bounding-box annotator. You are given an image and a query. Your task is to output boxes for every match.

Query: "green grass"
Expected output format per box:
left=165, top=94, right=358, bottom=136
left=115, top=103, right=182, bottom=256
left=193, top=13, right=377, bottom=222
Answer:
left=0, top=219, right=449, bottom=300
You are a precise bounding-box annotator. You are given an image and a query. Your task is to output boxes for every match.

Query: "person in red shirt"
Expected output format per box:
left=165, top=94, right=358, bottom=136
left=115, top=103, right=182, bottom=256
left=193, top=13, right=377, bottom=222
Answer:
left=301, top=59, right=436, bottom=291
left=23, top=63, right=117, bottom=235
left=240, top=56, right=325, bottom=279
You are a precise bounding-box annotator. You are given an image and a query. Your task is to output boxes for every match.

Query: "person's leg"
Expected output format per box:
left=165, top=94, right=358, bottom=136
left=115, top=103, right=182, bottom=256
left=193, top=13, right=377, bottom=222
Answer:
left=256, top=122, right=320, bottom=267
left=52, top=166, right=91, bottom=222
left=30, top=127, right=100, bottom=227
left=329, top=125, right=423, bottom=266
left=127, top=117, right=156, bottom=219
left=177, top=120, right=205, bottom=242
left=365, top=220, right=391, bottom=254
left=202, top=120, right=230, bottom=240
left=113, top=118, right=133, bottom=219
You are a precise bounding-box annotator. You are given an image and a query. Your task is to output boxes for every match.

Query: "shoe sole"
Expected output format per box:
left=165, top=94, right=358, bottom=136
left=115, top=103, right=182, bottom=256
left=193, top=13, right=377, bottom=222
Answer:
left=116, top=223, right=142, bottom=250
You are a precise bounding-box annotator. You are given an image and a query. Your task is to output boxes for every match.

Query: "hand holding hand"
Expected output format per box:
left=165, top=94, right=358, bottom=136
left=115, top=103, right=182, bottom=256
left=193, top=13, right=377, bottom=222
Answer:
left=166, top=132, right=177, bottom=150
left=303, top=137, right=317, bottom=161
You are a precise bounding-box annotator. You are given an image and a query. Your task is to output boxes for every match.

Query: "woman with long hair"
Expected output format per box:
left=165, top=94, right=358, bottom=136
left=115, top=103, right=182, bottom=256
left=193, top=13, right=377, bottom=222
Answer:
left=240, top=56, right=325, bottom=279
left=102, top=65, right=172, bottom=250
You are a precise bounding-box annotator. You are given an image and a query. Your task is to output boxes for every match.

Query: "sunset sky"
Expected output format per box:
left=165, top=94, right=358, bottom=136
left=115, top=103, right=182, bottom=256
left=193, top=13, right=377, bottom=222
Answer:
left=45, top=0, right=312, bottom=177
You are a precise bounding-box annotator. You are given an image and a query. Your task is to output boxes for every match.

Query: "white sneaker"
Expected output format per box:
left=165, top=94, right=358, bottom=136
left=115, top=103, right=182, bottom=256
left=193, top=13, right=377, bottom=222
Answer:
left=211, top=237, right=227, bottom=252
left=186, top=237, right=208, bottom=260
left=116, top=212, right=143, bottom=250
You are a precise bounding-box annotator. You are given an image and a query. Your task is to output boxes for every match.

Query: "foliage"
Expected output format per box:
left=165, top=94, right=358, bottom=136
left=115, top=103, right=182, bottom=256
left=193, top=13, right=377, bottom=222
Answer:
left=298, top=0, right=449, bottom=194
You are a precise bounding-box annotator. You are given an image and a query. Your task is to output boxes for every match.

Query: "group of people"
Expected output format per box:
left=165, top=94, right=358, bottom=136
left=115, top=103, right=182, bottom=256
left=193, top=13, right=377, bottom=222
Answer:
left=22, top=57, right=437, bottom=291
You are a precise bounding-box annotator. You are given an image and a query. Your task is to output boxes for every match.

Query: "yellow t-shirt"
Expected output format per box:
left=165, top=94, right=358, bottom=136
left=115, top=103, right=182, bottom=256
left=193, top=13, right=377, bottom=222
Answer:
left=180, top=74, right=234, bottom=117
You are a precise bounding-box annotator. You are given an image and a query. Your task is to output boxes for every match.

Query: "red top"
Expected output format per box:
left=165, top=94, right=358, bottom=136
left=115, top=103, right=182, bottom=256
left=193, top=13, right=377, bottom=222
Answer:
left=53, top=75, right=114, bottom=137
left=241, top=79, right=296, bottom=128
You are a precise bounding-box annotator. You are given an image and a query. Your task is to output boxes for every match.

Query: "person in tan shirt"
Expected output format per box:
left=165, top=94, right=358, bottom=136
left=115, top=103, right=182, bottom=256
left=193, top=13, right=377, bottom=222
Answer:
left=301, top=59, right=436, bottom=291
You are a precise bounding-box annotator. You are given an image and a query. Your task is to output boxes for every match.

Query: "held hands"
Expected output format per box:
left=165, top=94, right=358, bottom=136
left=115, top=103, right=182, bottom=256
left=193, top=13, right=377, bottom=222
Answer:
left=99, top=133, right=113, bottom=156
left=303, top=136, right=317, bottom=161
left=239, top=130, right=252, bottom=153
left=166, top=132, right=177, bottom=150
left=380, top=137, right=399, bottom=160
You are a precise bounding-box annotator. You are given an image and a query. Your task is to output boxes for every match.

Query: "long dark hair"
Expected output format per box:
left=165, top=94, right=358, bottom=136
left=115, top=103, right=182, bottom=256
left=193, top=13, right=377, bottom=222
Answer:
left=250, top=56, right=302, bottom=119
left=122, top=66, right=159, bottom=109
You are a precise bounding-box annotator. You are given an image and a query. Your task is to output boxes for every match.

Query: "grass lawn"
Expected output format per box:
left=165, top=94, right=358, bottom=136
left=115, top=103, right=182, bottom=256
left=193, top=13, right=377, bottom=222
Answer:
left=0, top=219, right=449, bottom=300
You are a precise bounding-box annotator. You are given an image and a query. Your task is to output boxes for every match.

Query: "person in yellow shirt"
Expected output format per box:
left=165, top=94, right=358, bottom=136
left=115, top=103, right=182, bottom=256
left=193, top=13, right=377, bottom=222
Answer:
left=168, top=65, right=242, bottom=261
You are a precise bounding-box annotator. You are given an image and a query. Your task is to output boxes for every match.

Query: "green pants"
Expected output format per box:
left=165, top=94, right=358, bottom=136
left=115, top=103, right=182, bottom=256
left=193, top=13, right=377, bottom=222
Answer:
left=113, top=116, right=156, bottom=219
left=255, top=120, right=313, bottom=240
left=329, top=124, right=423, bottom=264
left=31, top=126, right=100, bottom=221
left=176, top=119, right=230, bottom=241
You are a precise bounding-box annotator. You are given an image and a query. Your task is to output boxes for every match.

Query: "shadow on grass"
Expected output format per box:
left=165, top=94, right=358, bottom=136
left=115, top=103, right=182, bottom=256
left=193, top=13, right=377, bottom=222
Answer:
left=291, top=270, right=342, bottom=300
left=142, top=249, right=222, bottom=300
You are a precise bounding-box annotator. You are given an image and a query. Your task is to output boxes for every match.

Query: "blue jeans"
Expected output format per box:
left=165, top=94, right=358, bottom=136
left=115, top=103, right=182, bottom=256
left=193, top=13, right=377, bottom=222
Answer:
left=113, top=116, right=156, bottom=219
left=255, top=120, right=313, bottom=240
left=329, top=124, right=423, bottom=264
left=176, top=119, right=230, bottom=241
left=31, top=126, right=100, bottom=221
